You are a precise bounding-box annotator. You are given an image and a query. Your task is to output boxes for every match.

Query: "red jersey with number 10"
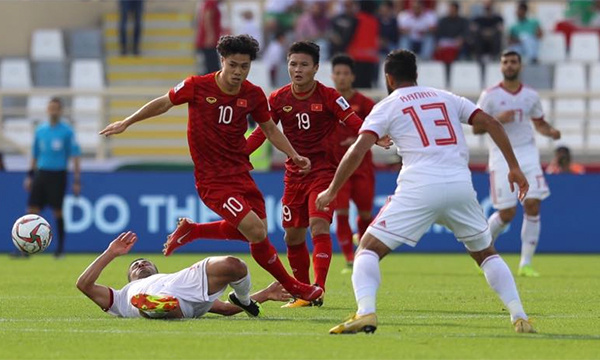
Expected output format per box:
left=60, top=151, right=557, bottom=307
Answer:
left=269, top=81, right=357, bottom=183
left=168, top=72, right=271, bottom=182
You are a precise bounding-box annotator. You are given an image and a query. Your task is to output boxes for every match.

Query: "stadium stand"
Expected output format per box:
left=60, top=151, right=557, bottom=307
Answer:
left=0, top=1, right=599, bottom=165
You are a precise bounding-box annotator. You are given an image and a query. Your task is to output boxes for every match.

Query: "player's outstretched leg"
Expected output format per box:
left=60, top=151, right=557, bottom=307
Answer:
left=163, top=218, right=248, bottom=256
left=518, top=204, right=541, bottom=277
left=335, top=213, right=355, bottom=272
left=227, top=265, right=262, bottom=317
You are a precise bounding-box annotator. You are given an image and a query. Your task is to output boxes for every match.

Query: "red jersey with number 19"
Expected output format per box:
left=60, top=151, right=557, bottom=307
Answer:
left=168, top=72, right=271, bottom=182
left=269, top=81, right=357, bottom=183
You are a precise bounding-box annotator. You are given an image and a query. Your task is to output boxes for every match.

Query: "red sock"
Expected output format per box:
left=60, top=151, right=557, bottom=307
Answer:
left=287, top=242, right=311, bottom=284
left=336, top=214, right=354, bottom=263
left=250, top=238, right=296, bottom=290
left=312, top=234, right=332, bottom=290
left=190, top=220, right=247, bottom=242
left=357, top=216, right=373, bottom=239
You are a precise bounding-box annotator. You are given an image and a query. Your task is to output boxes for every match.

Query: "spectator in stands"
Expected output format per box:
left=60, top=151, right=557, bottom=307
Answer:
left=377, top=1, right=400, bottom=56
left=238, top=10, right=263, bottom=48
left=545, top=146, right=585, bottom=175
left=471, top=0, right=504, bottom=63
left=398, top=0, right=437, bottom=60
left=264, top=0, right=302, bottom=35
left=119, top=0, right=145, bottom=56
left=25, top=97, right=81, bottom=258
left=589, top=1, right=600, bottom=28
left=263, top=30, right=288, bottom=88
left=434, top=1, right=470, bottom=63
left=0, top=152, right=4, bottom=171
left=565, top=0, right=596, bottom=27
left=328, top=0, right=358, bottom=56
left=294, top=1, right=330, bottom=55
left=196, top=0, right=223, bottom=74
left=508, top=1, right=543, bottom=64
left=346, top=1, right=380, bottom=88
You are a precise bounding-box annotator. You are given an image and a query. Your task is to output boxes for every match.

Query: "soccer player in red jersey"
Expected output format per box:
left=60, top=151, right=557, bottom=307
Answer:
left=99, top=35, right=323, bottom=302
left=245, top=41, right=386, bottom=307
left=330, top=54, right=376, bottom=273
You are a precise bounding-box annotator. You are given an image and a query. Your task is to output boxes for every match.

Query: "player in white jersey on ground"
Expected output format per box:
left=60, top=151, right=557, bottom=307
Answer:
left=476, top=50, right=561, bottom=277
left=316, top=49, right=535, bottom=335
left=76, top=232, right=291, bottom=319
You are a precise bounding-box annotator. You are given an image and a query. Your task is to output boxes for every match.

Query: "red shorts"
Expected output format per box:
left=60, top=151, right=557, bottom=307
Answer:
left=196, top=172, right=266, bottom=227
left=282, top=176, right=336, bottom=228
left=335, top=165, right=375, bottom=212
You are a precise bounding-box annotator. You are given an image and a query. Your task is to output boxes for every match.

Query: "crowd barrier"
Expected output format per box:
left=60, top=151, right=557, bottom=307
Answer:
left=1, top=171, right=598, bottom=253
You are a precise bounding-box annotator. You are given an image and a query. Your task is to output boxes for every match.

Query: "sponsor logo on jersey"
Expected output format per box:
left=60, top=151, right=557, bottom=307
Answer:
left=206, top=97, right=217, bottom=104
left=173, top=81, right=185, bottom=93
left=237, top=98, right=247, bottom=108
left=336, top=96, right=350, bottom=110
left=311, top=103, right=323, bottom=112
left=378, top=220, right=386, bottom=228
left=283, top=105, right=293, bottom=112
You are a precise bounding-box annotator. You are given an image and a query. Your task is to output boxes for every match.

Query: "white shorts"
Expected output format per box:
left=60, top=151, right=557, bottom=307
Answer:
left=489, top=149, right=550, bottom=210
left=367, top=182, right=492, bottom=252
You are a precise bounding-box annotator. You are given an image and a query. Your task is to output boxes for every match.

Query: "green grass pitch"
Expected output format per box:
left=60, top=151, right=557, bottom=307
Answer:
left=1, top=253, right=599, bottom=359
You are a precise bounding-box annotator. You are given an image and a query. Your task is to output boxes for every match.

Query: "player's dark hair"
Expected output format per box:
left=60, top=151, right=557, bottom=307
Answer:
left=518, top=1, right=528, bottom=12
left=49, top=97, right=63, bottom=108
left=501, top=49, right=522, bottom=63
left=384, top=49, right=418, bottom=83
left=216, top=34, right=260, bottom=61
left=127, top=257, right=158, bottom=282
left=288, top=41, right=320, bottom=65
left=331, top=53, right=355, bottom=73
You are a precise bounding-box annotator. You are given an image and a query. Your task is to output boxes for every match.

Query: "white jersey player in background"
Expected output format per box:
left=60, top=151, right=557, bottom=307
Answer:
left=476, top=50, right=561, bottom=277
left=76, top=232, right=291, bottom=319
left=316, top=50, right=535, bottom=335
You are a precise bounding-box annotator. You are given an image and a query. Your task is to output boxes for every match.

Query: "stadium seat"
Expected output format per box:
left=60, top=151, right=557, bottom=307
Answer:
left=569, top=32, right=600, bottom=63
left=68, top=29, right=103, bottom=58
left=246, top=60, right=271, bottom=92
left=27, top=95, right=51, bottom=120
left=0, top=59, right=32, bottom=89
left=590, top=63, right=600, bottom=91
left=449, top=62, right=481, bottom=95
left=535, top=3, right=566, bottom=32
left=3, top=118, right=35, bottom=148
left=521, top=64, right=552, bottom=90
left=30, top=29, right=66, bottom=61
left=539, top=33, right=567, bottom=64
left=418, top=61, right=446, bottom=89
left=70, top=60, right=104, bottom=89
left=461, top=124, right=483, bottom=151
left=483, top=62, right=502, bottom=89
left=314, top=60, right=334, bottom=88
left=553, top=63, right=586, bottom=92
left=33, top=61, right=68, bottom=87
left=72, top=95, right=103, bottom=128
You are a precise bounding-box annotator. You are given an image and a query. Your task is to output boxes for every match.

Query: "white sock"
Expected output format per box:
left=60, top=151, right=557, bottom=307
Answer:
left=481, top=255, right=527, bottom=322
left=352, top=249, right=381, bottom=316
left=488, top=211, right=508, bottom=241
left=230, top=273, right=252, bottom=306
left=520, top=214, right=540, bottom=268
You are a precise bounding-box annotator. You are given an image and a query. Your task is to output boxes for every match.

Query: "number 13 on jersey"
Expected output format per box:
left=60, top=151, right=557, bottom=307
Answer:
left=403, top=103, right=457, bottom=147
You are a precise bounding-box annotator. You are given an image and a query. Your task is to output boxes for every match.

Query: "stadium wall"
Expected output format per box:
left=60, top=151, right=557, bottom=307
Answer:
left=1, top=171, right=597, bottom=254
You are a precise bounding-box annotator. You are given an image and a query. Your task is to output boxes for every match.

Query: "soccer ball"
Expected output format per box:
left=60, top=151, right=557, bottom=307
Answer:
left=11, top=214, right=53, bottom=254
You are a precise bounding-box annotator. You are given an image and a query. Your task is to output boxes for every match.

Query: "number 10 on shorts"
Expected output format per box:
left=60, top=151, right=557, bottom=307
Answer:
left=223, top=197, right=244, bottom=217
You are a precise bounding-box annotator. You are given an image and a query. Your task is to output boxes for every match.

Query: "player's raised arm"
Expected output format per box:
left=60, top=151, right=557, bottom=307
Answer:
left=316, top=131, right=377, bottom=211
left=470, top=111, right=529, bottom=200
left=76, top=232, right=137, bottom=310
left=99, top=94, right=174, bottom=136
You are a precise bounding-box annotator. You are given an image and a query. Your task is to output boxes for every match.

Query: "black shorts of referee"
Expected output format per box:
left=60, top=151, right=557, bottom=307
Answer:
left=28, top=170, right=67, bottom=210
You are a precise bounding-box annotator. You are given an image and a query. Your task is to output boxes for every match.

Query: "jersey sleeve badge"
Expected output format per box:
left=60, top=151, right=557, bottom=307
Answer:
left=336, top=96, right=350, bottom=111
